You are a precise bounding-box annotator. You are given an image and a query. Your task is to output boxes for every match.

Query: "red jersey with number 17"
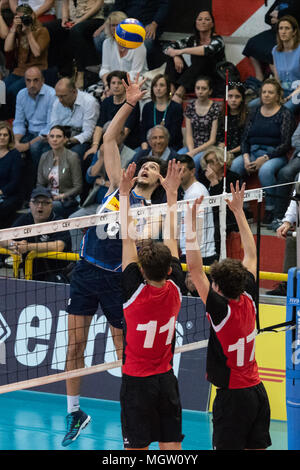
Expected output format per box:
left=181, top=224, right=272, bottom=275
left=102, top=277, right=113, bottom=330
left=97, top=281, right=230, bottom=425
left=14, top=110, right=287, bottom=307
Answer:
left=121, top=259, right=183, bottom=377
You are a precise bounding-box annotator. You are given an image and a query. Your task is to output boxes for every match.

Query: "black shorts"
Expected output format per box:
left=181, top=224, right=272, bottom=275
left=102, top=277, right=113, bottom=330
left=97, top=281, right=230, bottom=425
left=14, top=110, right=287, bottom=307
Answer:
left=120, top=369, right=184, bottom=449
left=67, top=259, right=123, bottom=329
left=212, top=382, right=272, bottom=450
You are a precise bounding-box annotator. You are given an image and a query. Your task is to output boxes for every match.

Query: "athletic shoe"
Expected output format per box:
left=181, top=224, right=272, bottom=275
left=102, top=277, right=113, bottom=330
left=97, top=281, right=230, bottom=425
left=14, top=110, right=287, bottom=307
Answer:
left=266, top=282, right=287, bottom=296
left=61, top=409, right=91, bottom=447
left=270, top=218, right=283, bottom=232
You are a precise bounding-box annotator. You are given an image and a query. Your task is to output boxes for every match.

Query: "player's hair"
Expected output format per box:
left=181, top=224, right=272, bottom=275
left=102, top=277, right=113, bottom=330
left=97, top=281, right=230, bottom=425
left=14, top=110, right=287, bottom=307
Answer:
left=138, top=240, right=172, bottom=282
left=209, top=258, right=249, bottom=299
left=136, top=156, right=168, bottom=178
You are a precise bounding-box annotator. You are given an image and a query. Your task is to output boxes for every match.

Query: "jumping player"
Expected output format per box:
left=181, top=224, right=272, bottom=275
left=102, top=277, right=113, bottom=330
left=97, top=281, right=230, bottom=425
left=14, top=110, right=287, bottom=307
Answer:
left=119, top=159, right=185, bottom=450
left=62, top=75, right=168, bottom=447
left=185, top=182, right=272, bottom=450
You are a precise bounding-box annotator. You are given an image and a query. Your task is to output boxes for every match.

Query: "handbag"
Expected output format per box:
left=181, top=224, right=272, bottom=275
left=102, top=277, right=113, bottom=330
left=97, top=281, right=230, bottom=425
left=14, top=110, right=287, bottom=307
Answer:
left=216, top=60, right=240, bottom=83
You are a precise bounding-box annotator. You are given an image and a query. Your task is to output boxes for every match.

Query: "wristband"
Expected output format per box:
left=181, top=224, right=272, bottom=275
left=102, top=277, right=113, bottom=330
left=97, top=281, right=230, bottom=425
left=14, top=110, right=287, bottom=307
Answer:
left=126, top=101, right=135, bottom=108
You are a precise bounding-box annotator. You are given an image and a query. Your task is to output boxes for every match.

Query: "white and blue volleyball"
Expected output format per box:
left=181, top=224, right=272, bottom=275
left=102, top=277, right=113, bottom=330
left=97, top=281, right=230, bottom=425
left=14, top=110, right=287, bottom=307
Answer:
left=115, top=18, right=146, bottom=49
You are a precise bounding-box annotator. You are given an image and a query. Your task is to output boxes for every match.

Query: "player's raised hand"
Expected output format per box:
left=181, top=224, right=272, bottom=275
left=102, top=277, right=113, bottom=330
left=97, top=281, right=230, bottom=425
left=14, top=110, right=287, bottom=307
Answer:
left=225, top=181, right=246, bottom=214
left=160, top=159, right=183, bottom=195
left=123, top=73, right=147, bottom=106
left=119, top=162, right=137, bottom=196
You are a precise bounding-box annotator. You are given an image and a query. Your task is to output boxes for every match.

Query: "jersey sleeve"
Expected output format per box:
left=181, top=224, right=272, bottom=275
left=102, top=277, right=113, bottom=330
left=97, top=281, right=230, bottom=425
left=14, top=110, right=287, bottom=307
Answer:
left=122, top=262, right=144, bottom=303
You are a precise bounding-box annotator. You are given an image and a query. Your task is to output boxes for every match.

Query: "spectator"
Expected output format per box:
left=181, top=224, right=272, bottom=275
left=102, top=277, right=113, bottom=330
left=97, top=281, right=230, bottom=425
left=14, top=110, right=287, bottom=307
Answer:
left=37, top=125, right=83, bottom=218
left=270, top=122, right=300, bottom=231
left=272, top=15, right=300, bottom=113
left=230, top=78, right=295, bottom=226
left=177, top=154, right=217, bottom=272
left=3, top=3, right=50, bottom=117
left=85, top=70, right=140, bottom=161
left=131, top=125, right=178, bottom=164
left=199, top=146, right=243, bottom=259
left=163, top=9, right=225, bottom=103
left=7, top=187, right=72, bottom=283
left=45, top=0, right=104, bottom=86
left=140, top=73, right=183, bottom=151
left=99, top=10, right=148, bottom=89
left=242, top=0, right=300, bottom=82
left=13, top=66, right=56, bottom=197
left=266, top=171, right=300, bottom=296
left=216, top=81, right=248, bottom=157
left=111, top=0, right=170, bottom=69
left=49, top=76, right=100, bottom=203
left=8, top=1, right=56, bottom=23
left=177, top=76, right=221, bottom=173
left=0, top=121, right=23, bottom=228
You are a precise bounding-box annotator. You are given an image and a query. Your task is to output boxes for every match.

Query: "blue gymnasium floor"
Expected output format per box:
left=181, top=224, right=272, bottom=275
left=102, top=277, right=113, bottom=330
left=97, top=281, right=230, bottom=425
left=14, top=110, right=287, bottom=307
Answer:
left=0, top=390, right=287, bottom=451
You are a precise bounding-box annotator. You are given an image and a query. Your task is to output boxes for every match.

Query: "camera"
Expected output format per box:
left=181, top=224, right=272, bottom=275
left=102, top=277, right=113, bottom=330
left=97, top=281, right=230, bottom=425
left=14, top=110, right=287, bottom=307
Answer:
left=21, top=15, right=33, bottom=26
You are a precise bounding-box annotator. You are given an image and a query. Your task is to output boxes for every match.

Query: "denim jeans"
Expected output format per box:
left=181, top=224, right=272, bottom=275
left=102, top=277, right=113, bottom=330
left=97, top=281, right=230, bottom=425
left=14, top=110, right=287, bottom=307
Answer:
left=230, top=145, right=287, bottom=209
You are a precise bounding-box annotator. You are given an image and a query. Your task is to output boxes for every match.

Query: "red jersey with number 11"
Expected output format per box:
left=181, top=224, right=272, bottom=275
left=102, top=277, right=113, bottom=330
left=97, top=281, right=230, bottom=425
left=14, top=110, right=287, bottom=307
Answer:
left=122, top=259, right=183, bottom=377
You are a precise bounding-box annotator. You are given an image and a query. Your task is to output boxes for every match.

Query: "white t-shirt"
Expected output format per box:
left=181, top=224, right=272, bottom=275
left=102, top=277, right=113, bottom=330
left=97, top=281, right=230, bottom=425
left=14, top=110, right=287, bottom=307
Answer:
left=180, top=181, right=216, bottom=259
left=17, top=0, right=56, bottom=15
left=99, top=37, right=148, bottom=81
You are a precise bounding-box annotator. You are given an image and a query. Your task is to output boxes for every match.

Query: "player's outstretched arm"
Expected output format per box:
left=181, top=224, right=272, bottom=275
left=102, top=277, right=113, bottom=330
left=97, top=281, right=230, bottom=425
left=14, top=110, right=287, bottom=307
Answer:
left=225, top=181, right=257, bottom=279
left=185, top=197, right=210, bottom=303
left=103, top=73, right=146, bottom=195
left=119, top=162, right=139, bottom=270
left=160, top=159, right=182, bottom=258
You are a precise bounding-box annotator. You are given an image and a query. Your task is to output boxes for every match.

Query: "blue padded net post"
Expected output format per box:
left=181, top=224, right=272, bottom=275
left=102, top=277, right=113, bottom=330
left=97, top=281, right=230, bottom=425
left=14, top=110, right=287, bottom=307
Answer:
left=286, top=267, right=300, bottom=450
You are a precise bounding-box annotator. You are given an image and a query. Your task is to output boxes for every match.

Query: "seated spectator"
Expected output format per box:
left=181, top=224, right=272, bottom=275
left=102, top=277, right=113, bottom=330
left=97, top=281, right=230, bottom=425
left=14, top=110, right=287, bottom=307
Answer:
left=272, top=15, right=300, bottom=113
left=266, top=171, right=300, bottom=296
left=216, top=81, right=248, bottom=158
left=242, top=0, right=300, bottom=83
left=8, top=0, right=56, bottom=23
left=198, top=146, right=243, bottom=258
left=3, top=3, right=50, bottom=117
left=0, top=121, right=23, bottom=228
left=84, top=70, right=140, bottom=161
left=132, top=125, right=178, bottom=164
left=176, top=154, right=217, bottom=285
left=230, top=78, right=296, bottom=226
left=270, top=122, right=300, bottom=231
left=13, top=66, right=56, bottom=197
left=177, top=76, right=221, bottom=173
left=99, top=10, right=148, bottom=93
left=6, top=187, right=72, bottom=283
left=49, top=76, right=100, bottom=203
left=44, top=0, right=104, bottom=88
left=37, top=125, right=83, bottom=218
left=109, top=0, right=170, bottom=70
left=163, top=9, right=225, bottom=103
left=140, top=73, right=183, bottom=151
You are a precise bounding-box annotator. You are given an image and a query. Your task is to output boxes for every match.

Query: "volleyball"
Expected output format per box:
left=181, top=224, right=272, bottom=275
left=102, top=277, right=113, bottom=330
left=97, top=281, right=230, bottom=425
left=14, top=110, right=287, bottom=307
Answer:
left=115, top=18, right=146, bottom=49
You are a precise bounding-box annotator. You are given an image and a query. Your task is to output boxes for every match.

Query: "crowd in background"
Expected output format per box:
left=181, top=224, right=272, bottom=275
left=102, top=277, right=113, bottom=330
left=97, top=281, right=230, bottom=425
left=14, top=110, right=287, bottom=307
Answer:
left=0, top=0, right=300, bottom=294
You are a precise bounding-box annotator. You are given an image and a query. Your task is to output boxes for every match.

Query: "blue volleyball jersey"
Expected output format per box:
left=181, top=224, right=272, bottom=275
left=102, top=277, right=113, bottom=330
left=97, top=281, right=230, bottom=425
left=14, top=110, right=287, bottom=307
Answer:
left=80, top=189, right=148, bottom=272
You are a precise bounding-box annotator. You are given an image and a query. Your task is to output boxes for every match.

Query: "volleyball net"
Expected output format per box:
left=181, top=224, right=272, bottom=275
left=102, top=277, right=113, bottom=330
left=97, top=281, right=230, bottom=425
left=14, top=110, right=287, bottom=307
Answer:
left=0, top=186, right=294, bottom=397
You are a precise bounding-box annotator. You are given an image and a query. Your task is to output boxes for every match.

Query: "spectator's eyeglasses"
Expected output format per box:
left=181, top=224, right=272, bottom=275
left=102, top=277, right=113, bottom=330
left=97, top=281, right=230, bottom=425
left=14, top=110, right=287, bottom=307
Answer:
left=31, top=200, right=52, bottom=206
left=228, top=81, right=245, bottom=88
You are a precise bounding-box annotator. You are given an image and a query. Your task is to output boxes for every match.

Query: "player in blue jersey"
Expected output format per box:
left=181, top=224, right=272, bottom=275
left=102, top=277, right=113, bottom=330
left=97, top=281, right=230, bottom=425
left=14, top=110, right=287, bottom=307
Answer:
left=61, top=74, right=169, bottom=447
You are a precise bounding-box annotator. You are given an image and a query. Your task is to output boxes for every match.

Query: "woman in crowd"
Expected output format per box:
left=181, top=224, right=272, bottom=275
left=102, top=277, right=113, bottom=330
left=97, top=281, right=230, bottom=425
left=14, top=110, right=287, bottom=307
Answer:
left=163, top=9, right=225, bottom=102
left=230, top=78, right=296, bottom=226
left=0, top=121, right=23, bottom=228
left=45, top=0, right=104, bottom=86
left=3, top=3, right=50, bottom=116
left=242, top=0, right=300, bottom=82
left=199, top=146, right=242, bottom=259
left=272, top=15, right=300, bottom=113
left=216, top=81, right=248, bottom=158
left=140, top=74, right=183, bottom=151
left=37, top=125, right=83, bottom=218
left=99, top=10, right=148, bottom=96
left=8, top=0, right=56, bottom=23
left=178, top=76, right=221, bottom=173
